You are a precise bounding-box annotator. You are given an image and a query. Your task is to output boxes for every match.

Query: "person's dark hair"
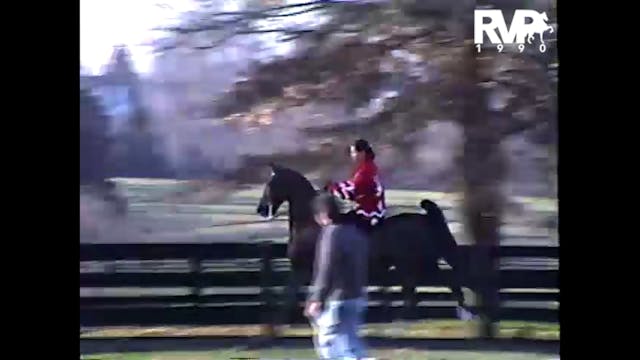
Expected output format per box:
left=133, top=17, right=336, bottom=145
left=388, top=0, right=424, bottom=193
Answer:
left=312, top=193, right=341, bottom=222
left=353, top=139, right=375, bottom=160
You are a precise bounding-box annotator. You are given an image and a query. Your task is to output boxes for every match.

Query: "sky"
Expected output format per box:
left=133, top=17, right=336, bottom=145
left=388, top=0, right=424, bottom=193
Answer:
left=80, top=0, right=197, bottom=75
left=80, top=0, right=324, bottom=76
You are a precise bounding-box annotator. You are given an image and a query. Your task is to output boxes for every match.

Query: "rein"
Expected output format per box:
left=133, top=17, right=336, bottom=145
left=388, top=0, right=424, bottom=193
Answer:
left=205, top=217, right=286, bottom=228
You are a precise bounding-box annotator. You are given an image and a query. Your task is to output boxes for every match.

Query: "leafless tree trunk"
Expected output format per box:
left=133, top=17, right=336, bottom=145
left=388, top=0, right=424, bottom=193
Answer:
left=459, top=37, right=507, bottom=338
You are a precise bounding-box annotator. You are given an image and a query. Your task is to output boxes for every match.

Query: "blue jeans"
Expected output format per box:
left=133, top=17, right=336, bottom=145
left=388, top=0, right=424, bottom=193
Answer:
left=311, top=297, right=368, bottom=360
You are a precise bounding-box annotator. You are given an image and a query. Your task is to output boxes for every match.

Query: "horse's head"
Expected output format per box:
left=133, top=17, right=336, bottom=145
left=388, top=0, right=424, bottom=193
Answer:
left=256, top=163, right=318, bottom=223
left=541, top=12, right=549, bottom=21
left=256, top=163, right=289, bottom=219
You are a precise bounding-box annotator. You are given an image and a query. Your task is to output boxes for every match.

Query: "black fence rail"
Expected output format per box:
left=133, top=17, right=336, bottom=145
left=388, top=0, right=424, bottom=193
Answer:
left=80, top=242, right=559, bottom=327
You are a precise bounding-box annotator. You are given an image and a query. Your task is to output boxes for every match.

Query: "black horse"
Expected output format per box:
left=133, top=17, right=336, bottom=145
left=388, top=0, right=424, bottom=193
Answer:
left=256, top=164, right=470, bottom=327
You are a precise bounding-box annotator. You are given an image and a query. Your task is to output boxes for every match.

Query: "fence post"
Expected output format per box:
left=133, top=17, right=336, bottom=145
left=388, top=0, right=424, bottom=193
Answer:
left=472, top=243, right=499, bottom=339
left=259, top=241, right=276, bottom=338
left=189, top=256, right=203, bottom=310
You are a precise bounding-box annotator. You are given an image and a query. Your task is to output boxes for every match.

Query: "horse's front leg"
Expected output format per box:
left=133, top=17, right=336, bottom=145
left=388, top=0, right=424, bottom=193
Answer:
left=442, top=248, right=474, bottom=321
left=401, top=279, right=417, bottom=321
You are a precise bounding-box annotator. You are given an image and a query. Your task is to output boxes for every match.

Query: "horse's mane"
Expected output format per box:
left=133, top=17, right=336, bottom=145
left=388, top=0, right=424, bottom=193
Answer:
left=272, top=165, right=320, bottom=228
left=274, top=165, right=317, bottom=196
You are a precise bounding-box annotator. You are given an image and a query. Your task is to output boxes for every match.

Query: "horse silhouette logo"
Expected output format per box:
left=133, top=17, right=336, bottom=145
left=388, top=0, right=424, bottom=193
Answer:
left=475, top=9, right=555, bottom=52
left=525, top=12, right=555, bottom=45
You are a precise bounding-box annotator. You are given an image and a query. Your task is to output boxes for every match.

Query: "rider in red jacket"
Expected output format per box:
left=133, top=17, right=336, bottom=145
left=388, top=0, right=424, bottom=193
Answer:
left=327, top=139, right=387, bottom=232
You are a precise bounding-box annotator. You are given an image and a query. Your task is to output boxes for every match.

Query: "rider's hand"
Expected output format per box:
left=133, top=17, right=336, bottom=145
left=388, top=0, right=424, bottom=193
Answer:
left=304, top=301, right=322, bottom=318
left=323, top=180, right=333, bottom=192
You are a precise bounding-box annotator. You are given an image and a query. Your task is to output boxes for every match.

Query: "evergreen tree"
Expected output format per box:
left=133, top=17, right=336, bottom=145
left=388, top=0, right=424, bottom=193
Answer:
left=80, top=89, right=111, bottom=184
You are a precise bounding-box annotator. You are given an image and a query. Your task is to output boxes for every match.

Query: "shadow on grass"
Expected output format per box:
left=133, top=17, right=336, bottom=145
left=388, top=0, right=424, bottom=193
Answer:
left=81, top=336, right=559, bottom=356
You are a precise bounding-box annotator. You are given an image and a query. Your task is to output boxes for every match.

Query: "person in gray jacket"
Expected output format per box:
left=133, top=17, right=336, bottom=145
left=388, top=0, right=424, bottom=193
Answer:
left=304, top=192, right=370, bottom=360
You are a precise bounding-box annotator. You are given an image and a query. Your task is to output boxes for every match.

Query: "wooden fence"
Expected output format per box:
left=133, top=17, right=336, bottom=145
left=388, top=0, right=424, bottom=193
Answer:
left=80, top=241, right=558, bottom=327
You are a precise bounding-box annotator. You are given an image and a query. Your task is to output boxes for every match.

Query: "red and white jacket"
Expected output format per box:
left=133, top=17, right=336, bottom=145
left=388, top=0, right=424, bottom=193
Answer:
left=328, top=159, right=387, bottom=224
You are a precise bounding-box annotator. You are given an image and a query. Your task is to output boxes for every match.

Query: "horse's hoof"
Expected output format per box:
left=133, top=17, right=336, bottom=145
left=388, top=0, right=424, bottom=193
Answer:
left=456, top=306, right=474, bottom=321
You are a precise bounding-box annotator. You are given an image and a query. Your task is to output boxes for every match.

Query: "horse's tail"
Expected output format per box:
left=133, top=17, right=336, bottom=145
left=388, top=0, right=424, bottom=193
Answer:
left=419, top=199, right=441, bottom=223
left=419, top=199, right=430, bottom=212
left=419, top=199, right=457, bottom=252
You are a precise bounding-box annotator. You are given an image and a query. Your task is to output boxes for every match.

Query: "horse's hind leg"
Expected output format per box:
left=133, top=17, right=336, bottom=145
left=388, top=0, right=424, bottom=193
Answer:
left=441, top=247, right=473, bottom=321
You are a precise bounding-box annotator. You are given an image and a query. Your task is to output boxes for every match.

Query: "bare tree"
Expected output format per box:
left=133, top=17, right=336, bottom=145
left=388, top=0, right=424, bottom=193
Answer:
left=161, top=0, right=557, bottom=337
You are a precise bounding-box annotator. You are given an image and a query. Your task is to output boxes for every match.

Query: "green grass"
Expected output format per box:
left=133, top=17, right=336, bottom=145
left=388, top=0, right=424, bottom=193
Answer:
left=84, top=178, right=556, bottom=245
left=110, top=178, right=557, bottom=212
left=81, top=320, right=559, bottom=341
left=83, top=348, right=556, bottom=360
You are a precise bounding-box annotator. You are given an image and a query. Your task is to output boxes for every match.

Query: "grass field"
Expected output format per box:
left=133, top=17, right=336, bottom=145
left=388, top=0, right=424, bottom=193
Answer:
left=81, top=178, right=558, bottom=245
left=81, top=320, right=559, bottom=340
left=81, top=180, right=559, bottom=357
left=83, top=348, right=557, bottom=360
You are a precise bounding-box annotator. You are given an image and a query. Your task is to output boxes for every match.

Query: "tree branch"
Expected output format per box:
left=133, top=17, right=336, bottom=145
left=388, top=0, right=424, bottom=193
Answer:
left=202, top=3, right=329, bottom=23
left=188, top=28, right=317, bottom=50
left=210, top=1, right=329, bottom=17
left=160, top=1, right=367, bottom=36
left=236, top=28, right=316, bottom=35
left=264, top=4, right=329, bottom=17
left=158, top=21, right=236, bottom=34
